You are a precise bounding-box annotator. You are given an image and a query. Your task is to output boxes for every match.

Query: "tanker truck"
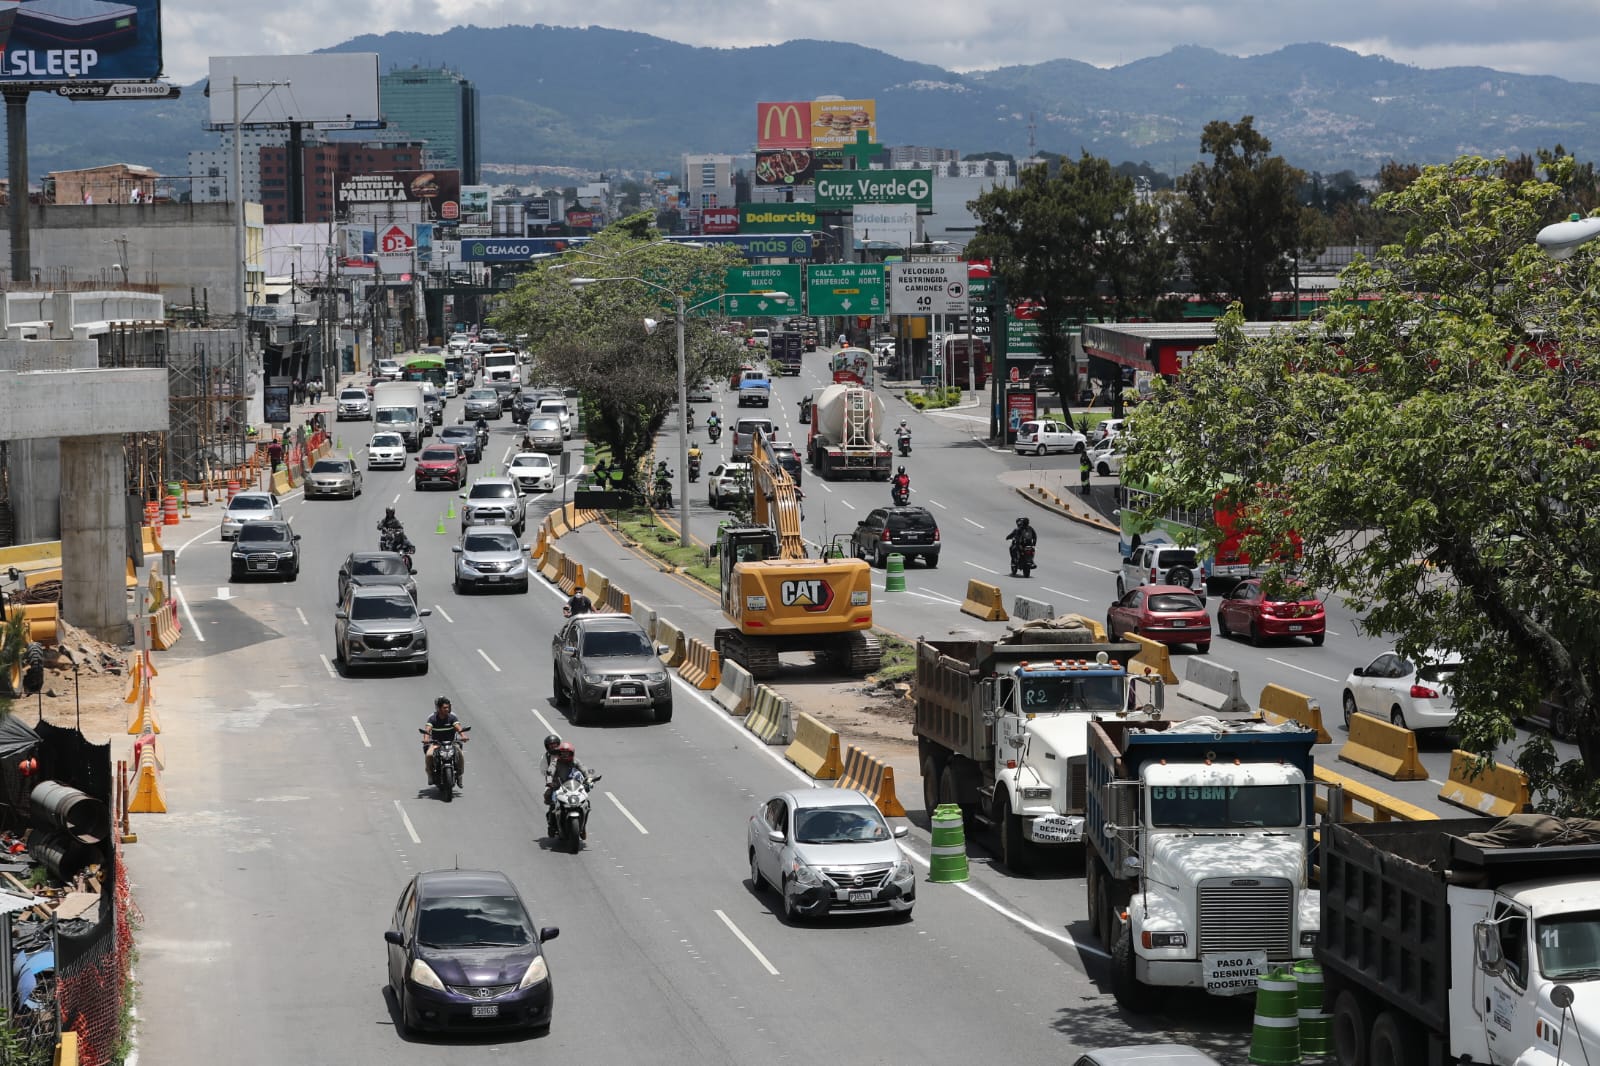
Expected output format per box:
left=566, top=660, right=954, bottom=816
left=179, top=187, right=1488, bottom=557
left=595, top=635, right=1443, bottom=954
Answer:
left=806, top=382, right=892, bottom=480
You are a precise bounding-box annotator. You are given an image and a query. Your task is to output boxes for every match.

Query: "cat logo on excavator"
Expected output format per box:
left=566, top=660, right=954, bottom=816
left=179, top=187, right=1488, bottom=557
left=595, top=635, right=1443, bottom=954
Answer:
left=779, top=578, right=834, bottom=612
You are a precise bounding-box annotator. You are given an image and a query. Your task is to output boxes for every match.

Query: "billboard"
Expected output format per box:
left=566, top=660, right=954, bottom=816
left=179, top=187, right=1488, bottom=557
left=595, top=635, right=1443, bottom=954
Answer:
left=817, top=170, right=933, bottom=209
left=739, top=204, right=817, bottom=234
left=525, top=197, right=553, bottom=226
left=755, top=149, right=814, bottom=188
left=852, top=203, right=917, bottom=247
left=702, top=206, right=739, bottom=235
left=207, top=54, right=380, bottom=125
left=811, top=99, right=875, bottom=150
left=336, top=170, right=460, bottom=222
left=459, top=234, right=810, bottom=262
left=2, top=0, right=162, bottom=84
left=756, top=101, right=811, bottom=150
left=459, top=185, right=491, bottom=224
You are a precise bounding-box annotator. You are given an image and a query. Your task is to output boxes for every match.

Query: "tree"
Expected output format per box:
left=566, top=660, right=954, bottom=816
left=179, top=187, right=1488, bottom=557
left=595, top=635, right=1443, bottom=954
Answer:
left=491, top=223, right=746, bottom=488
left=1124, top=154, right=1600, bottom=812
left=1168, top=117, right=1326, bottom=320
left=966, top=154, right=1172, bottom=412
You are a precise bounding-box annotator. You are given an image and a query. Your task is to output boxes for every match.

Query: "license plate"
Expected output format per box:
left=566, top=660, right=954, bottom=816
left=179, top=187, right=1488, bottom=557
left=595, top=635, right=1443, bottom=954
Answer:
left=470, top=1004, right=499, bottom=1018
left=1169, top=619, right=1188, bottom=627
left=252, top=561, right=271, bottom=570
left=1288, top=624, right=1303, bottom=632
left=617, top=685, right=640, bottom=696
left=383, top=649, right=397, bottom=657
left=486, top=575, right=501, bottom=582
left=848, top=890, right=872, bottom=904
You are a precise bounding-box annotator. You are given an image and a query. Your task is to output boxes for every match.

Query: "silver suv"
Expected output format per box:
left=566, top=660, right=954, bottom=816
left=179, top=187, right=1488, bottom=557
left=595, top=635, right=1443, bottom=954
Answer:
left=334, top=585, right=432, bottom=674
left=1118, top=542, right=1206, bottom=603
left=459, top=477, right=527, bottom=535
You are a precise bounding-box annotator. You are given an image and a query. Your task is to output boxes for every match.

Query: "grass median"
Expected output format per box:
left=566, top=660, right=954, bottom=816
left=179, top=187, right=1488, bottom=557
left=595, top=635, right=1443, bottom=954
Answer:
left=612, top=510, right=722, bottom=588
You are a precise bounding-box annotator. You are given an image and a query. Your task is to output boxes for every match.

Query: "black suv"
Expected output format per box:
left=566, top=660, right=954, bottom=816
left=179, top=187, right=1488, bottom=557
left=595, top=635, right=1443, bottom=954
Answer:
left=851, top=506, right=940, bottom=568
left=230, top=520, right=301, bottom=581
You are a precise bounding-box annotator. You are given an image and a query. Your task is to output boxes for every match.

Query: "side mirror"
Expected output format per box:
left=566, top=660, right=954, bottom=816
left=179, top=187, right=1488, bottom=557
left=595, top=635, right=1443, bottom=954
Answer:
left=419, top=609, right=433, bottom=617
left=657, top=645, right=668, bottom=656
left=768, top=829, right=785, bottom=844
left=892, top=825, right=909, bottom=839
left=539, top=927, right=560, bottom=943
left=1351, top=667, right=1366, bottom=678
left=384, top=930, right=403, bottom=946
left=409, top=568, right=417, bottom=575
left=293, top=534, right=303, bottom=541
left=334, top=610, right=348, bottom=620
left=1475, top=920, right=1505, bottom=975
left=451, top=546, right=463, bottom=553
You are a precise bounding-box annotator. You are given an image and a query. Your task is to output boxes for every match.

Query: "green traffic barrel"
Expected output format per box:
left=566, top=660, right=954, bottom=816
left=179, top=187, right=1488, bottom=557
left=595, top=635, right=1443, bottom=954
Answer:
left=929, top=803, right=969, bottom=883
left=1248, top=967, right=1302, bottom=1065
left=885, top=553, right=907, bottom=592
left=1294, top=960, right=1328, bottom=1057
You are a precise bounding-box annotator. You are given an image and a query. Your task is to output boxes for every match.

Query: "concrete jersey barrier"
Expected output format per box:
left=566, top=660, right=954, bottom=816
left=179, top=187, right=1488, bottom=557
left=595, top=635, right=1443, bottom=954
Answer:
left=711, top=661, right=756, bottom=716
left=1313, top=766, right=1437, bottom=823
left=631, top=599, right=658, bottom=641
left=785, top=712, right=843, bottom=779
left=1439, top=750, right=1531, bottom=817
left=1175, top=657, right=1251, bottom=715
left=960, top=579, right=1009, bottom=622
left=744, top=685, right=793, bottom=745
left=656, top=619, right=687, bottom=667
left=836, top=745, right=907, bottom=817
left=540, top=544, right=565, bottom=584
left=1258, top=684, right=1331, bottom=744
left=1123, top=632, right=1178, bottom=685
left=1338, top=714, right=1428, bottom=781
left=1011, top=595, right=1055, bottom=622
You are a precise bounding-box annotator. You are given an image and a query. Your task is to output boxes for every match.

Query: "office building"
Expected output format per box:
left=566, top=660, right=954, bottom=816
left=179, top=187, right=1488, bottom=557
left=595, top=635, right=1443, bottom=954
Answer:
left=379, top=68, right=481, bottom=184
left=187, top=127, right=301, bottom=204
left=681, top=154, right=734, bottom=211
left=258, top=141, right=428, bottom=224
left=888, top=145, right=958, bottom=167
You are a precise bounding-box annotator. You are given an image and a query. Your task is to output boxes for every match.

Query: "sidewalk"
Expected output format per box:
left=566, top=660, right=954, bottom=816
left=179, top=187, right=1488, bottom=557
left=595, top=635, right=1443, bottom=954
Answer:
left=998, top=468, right=1120, bottom=534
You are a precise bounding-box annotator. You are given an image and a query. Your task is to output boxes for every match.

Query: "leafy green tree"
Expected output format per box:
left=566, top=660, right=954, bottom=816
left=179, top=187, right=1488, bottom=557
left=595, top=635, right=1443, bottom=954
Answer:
left=1125, top=155, right=1600, bottom=811
left=966, top=153, right=1173, bottom=412
left=492, top=222, right=746, bottom=488
left=1168, top=117, right=1327, bottom=320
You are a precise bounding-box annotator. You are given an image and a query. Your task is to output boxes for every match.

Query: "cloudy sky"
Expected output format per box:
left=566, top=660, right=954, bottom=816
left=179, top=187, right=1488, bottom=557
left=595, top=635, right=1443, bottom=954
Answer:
left=162, top=0, right=1600, bottom=85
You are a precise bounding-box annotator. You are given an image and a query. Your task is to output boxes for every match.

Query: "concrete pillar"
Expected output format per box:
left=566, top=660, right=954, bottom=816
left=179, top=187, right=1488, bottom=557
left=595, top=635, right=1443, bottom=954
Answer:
left=59, top=434, right=128, bottom=642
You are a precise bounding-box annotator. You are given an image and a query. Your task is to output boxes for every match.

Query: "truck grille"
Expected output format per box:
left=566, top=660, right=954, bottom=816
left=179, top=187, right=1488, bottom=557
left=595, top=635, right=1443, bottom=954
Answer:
left=1198, top=878, right=1293, bottom=956
left=1067, top=757, right=1087, bottom=812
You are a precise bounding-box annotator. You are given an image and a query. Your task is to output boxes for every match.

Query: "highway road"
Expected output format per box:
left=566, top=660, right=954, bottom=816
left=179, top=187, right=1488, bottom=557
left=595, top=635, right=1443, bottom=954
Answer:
left=125, top=386, right=1264, bottom=1065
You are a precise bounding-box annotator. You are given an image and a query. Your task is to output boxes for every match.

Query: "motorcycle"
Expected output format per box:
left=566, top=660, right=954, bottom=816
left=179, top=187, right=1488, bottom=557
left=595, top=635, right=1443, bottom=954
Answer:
left=377, top=524, right=415, bottom=572
left=422, top=725, right=470, bottom=802
left=707, top=422, right=722, bottom=444
left=552, top=771, right=600, bottom=852
left=474, top=422, right=490, bottom=451
left=653, top=474, right=673, bottom=510
left=890, top=481, right=910, bottom=507
left=1010, top=542, right=1036, bottom=578
left=799, top=400, right=812, bottom=425
left=688, top=455, right=702, bottom=483
left=897, top=431, right=913, bottom=456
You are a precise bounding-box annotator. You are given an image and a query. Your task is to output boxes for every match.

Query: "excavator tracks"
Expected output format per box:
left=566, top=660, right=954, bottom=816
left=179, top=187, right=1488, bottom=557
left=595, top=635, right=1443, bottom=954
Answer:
left=714, top=628, right=782, bottom=680
left=841, top=630, right=883, bottom=677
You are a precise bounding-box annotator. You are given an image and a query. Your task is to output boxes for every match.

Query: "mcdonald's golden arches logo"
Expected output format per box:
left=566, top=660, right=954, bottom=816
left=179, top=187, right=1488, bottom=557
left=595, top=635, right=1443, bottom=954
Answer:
left=757, top=101, right=811, bottom=149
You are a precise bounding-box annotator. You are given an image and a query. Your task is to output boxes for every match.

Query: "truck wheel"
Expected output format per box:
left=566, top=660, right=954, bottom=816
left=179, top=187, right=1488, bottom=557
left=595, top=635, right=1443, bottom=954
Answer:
left=1331, top=989, right=1368, bottom=1066
left=938, top=764, right=974, bottom=829
left=1110, top=924, right=1144, bottom=1011
left=1368, top=1012, right=1420, bottom=1066
left=998, top=793, right=1032, bottom=874
left=921, top=755, right=945, bottom=816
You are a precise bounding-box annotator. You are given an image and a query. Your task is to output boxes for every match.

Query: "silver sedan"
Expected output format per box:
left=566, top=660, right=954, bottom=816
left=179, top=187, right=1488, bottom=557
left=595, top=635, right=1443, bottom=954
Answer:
left=304, top=458, right=363, bottom=499
left=747, top=789, right=913, bottom=922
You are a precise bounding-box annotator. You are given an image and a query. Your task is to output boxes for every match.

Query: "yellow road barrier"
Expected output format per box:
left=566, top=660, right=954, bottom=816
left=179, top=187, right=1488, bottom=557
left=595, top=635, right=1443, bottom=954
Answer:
left=1123, top=632, right=1178, bottom=685
left=745, top=686, right=791, bottom=744
left=1439, top=750, right=1531, bottom=817
left=540, top=544, right=565, bottom=584
left=557, top=555, right=585, bottom=596
left=959, top=579, right=1009, bottom=622
left=785, top=712, right=843, bottom=779
left=1313, top=766, right=1437, bottom=823
left=836, top=745, right=907, bottom=816
left=128, top=731, right=166, bottom=814
left=1259, top=684, right=1332, bottom=744
left=1338, top=714, right=1428, bottom=781
left=678, top=637, right=721, bottom=690
left=604, top=582, right=632, bottom=615
left=656, top=619, right=687, bottom=667
left=711, top=661, right=755, bottom=716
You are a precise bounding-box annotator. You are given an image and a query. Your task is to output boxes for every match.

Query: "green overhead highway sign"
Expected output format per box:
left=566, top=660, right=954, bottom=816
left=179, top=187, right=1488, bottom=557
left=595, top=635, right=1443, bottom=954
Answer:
left=805, top=264, right=885, bottom=316
left=724, top=265, right=801, bottom=315
left=815, top=170, right=933, bottom=209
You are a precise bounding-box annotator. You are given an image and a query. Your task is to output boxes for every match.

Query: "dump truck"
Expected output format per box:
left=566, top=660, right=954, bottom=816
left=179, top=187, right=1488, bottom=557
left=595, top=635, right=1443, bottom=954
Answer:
left=913, top=627, right=1152, bottom=873
left=713, top=433, right=881, bottom=679
left=1085, top=716, right=1319, bottom=1010
left=806, top=381, right=891, bottom=480
left=1317, top=816, right=1600, bottom=1066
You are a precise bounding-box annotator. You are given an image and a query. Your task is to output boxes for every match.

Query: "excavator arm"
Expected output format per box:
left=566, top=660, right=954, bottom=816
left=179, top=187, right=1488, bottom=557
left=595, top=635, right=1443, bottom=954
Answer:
left=748, top=431, right=808, bottom=560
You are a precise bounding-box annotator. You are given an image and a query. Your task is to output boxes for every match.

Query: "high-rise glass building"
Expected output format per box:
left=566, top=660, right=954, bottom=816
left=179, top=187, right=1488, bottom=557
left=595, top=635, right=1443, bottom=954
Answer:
left=378, top=67, right=481, bottom=184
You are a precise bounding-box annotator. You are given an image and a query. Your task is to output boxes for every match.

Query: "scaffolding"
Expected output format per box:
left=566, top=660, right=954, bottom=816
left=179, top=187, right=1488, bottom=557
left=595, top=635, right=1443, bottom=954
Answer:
left=99, top=324, right=170, bottom=502
left=167, top=335, right=250, bottom=499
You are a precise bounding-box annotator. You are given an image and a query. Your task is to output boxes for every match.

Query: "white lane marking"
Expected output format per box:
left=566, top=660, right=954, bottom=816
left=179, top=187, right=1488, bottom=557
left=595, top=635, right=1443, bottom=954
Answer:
left=818, top=482, right=833, bottom=493
left=1073, top=560, right=1116, bottom=575
left=319, top=654, right=337, bottom=678
left=351, top=716, right=372, bottom=748
left=173, top=524, right=218, bottom=558
left=173, top=585, right=205, bottom=642
left=216, top=587, right=233, bottom=601
left=531, top=706, right=559, bottom=735
left=929, top=499, right=948, bottom=509
left=605, top=792, right=649, bottom=835
left=1265, top=657, right=1345, bottom=685
left=393, top=800, right=422, bottom=844
left=433, top=604, right=455, bottom=624
left=841, top=500, right=856, bottom=511
left=392, top=493, right=401, bottom=505
left=477, top=648, right=502, bottom=672
left=715, top=909, right=780, bottom=976
left=1041, top=585, right=1090, bottom=603
left=964, top=561, right=1002, bottom=575
left=295, top=607, right=308, bottom=626
left=962, top=517, right=985, bottom=530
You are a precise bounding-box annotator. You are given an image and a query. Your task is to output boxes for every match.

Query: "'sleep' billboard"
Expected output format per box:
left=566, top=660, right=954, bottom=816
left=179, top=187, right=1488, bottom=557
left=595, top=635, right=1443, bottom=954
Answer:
left=1, top=0, right=164, bottom=83
left=208, top=54, right=380, bottom=126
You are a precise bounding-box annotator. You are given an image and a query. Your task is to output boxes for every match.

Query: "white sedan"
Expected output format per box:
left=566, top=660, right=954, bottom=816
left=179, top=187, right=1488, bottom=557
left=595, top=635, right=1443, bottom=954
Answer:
left=1086, top=438, right=1125, bottom=478
left=1342, top=649, right=1463, bottom=732
left=508, top=451, right=555, bottom=493
left=367, top=432, right=408, bottom=470
left=1013, top=419, right=1087, bottom=456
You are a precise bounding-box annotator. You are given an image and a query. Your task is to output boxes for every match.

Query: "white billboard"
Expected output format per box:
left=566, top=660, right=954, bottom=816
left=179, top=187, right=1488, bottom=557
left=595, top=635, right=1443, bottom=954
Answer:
left=208, top=54, right=380, bottom=126
left=889, top=262, right=969, bottom=316
left=852, top=203, right=916, bottom=248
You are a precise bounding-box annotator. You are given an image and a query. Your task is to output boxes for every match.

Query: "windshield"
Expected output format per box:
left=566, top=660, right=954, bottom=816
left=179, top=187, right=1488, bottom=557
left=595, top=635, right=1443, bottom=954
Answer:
left=1148, top=784, right=1303, bottom=828
left=371, top=434, right=402, bottom=448
left=1018, top=675, right=1126, bottom=712
left=420, top=450, right=457, bottom=463
left=511, top=456, right=548, bottom=468
left=352, top=557, right=406, bottom=576
left=540, top=403, right=567, bottom=415
left=375, top=410, right=411, bottom=424
left=441, top=429, right=472, bottom=441
left=529, top=418, right=559, bottom=432
left=580, top=629, right=653, bottom=657
left=340, top=390, right=365, bottom=401
left=238, top=524, right=291, bottom=544
left=468, top=390, right=498, bottom=401
left=311, top=460, right=348, bottom=474
left=417, top=895, right=532, bottom=949
left=230, top=497, right=271, bottom=512
left=469, top=484, right=515, bottom=500
left=795, top=804, right=890, bottom=844
left=1537, top=911, right=1600, bottom=980
left=464, top=531, right=519, bottom=553
left=350, top=595, right=417, bottom=622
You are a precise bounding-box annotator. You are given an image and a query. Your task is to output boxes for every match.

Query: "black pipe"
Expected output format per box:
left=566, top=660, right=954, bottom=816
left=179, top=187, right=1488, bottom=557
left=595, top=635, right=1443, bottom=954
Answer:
left=30, top=781, right=109, bottom=844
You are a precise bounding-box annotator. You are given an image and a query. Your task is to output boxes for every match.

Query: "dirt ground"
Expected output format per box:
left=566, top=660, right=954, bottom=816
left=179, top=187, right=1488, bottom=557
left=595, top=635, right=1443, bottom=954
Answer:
left=13, top=621, right=135, bottom=747
left=773, top=668, right=920, bottom=765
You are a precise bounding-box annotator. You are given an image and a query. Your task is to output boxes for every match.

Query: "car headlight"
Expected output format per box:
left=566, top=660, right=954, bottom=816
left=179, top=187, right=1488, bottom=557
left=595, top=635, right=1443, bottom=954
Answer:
left=517, top=956, right=549, bottom=989
left=277, top=550, right=296, bottom=558
left=582, top=673, right=605, bottom=685
left=408, top=958, right=445, bottom=991
left=790, top=861, right=823, bottom=887
left=231, top=551, right=246, bottom=559
left=892, top=859, right=913, bottom=881
left=648, top=672, right=668, bottom=685
left=1020, top=787, right=1052, bottom=801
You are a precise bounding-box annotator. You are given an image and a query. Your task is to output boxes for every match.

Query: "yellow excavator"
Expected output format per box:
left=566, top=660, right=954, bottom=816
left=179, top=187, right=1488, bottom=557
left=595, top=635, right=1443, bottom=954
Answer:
left=713, top=432, right=882, bottom=679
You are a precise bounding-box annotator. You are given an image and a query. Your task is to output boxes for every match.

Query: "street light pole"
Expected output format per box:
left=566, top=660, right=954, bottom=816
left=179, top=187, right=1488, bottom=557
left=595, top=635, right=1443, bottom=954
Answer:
left=675, top=294, right=690, bottom=548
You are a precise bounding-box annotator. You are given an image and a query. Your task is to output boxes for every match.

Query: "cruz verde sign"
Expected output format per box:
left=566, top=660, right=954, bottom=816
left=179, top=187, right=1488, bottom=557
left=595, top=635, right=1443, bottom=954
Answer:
left=815, top=170, right=933, bottom=210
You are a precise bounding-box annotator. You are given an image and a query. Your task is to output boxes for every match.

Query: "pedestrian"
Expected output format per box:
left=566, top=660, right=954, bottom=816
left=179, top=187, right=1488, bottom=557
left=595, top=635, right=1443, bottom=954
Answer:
left=266, top=436, right=284, bottom=472
left=592, top=458, right=610, bottom=487
left=292, top=377, right=303, bottom=405
left=1080, top=451, right=1092, bottom=495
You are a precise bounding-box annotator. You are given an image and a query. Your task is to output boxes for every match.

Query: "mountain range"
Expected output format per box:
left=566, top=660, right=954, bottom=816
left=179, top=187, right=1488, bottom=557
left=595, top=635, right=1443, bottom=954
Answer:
left=11, top=26, right=1600, bottom=184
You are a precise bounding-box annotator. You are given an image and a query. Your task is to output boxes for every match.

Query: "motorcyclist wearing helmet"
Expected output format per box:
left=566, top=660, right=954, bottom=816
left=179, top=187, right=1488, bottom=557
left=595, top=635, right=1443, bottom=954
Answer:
left=892, top=466, right=910, bottom=499
left=378, top=507, right=403, bottom=533
left=541, top=733, right=566, bottom=777
left=421, top=696, right=466, bottom=787
left=544, top=741, right=591, bottom=838
left=564, top=590, right=592, bottom=617
left=1005, top=516, right=1038, bottom=566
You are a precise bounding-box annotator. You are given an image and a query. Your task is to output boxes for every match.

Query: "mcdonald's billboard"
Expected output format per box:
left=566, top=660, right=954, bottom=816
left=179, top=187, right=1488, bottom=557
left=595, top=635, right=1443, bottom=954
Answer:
left=757, top=101, right=812, bottom=150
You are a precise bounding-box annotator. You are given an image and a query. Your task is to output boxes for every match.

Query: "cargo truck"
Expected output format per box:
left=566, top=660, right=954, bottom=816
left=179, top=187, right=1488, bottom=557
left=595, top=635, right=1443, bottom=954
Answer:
left=1317, top=816, right=1600, bottom=1066
left=913, top=629, right=1154, bottom=873
left=772, top=331, right=803, bottom=376
left=1085, top=716, right=1319, bottom=1010
left=807, top=382, right=892, bottom=480
left=371, top=381, right=427, bottom=451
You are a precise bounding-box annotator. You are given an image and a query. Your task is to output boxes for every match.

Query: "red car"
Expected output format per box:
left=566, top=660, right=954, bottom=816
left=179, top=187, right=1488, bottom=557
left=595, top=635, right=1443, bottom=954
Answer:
left=414, top=444, right=467, bottom=490
left=1107, top=584, right=1212, bottom=653
left=1216, top=578, right=1326, bottom=647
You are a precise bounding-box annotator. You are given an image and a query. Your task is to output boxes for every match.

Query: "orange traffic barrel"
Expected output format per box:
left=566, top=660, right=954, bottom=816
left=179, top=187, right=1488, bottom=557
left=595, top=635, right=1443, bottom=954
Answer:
left=161, top=496, right=179, bottom=526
